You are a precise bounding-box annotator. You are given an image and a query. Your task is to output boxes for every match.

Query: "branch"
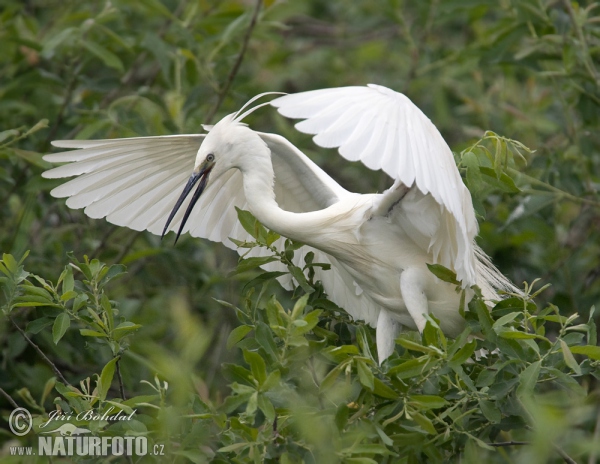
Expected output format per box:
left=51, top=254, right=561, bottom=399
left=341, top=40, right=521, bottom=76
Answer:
left=555, top=445, right=578, bottom=464
left=563, top=0, right=600, bottom=87
left=204, top=0, right=263, bottom=124
left=0, top=387, right=19, bottom=409
left=116, top=357, right=126, bottom=401
left=589, top=407, right=600, bottom=464
left=487, top=441, right=577, bottom=464
left=487, top=441, right=529, bottom=447
left=8, top=316, right=71, bottom=387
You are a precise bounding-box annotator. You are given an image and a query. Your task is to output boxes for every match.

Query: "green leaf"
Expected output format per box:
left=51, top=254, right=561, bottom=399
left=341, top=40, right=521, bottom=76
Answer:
left=73, top=294, right=88, bottom=312
left=99, top=264, right=126, bottom=288
left=426, top=264, right=459, bottom=285
left=227, top=325, right=253, bottom=350
left=356, top=360, right=374, bottom=390
left=52, top=313, right=71, bottom=345
left=560, top=339, right=582, bottom=375
left=246, top=391, right=258, bottom=414
left=451, top=364, right=476, bottom=391
left=82, top=39, right=124, bottom=72
left=257, top=394, right=275, bottom=421
left=497, top=330, right=540, bottom=340
left=113, top=322, right=142, bottom=340
left=389, top=358, right=431, bottom=379
left=218, top=442, right=250, bottom=453
left=517, top=360, right=541, bottom=398
left=397, top=338, right=440, bottom=355
left=291, top=294, right=309, bottom=320
left=80, top=329, right=108, bottom=337
left=266, top=230, right=280, bottom=246
left=348, top=444, right=395, bottom=456
left=261, top=370, right=281, bottom=391
left=288, top=265, right=314, bottom=293
left=62, top=266, right=75, bottom=295
left=26, top=317, right=54, bottom=334
left=568, top=345, right=600, bottom=360
left=243, top=271, right=287, bottom=291
left=472, top=298, right=496, bottom=342
left=98, top=357, right=119, bottom=402
left=480, top=166, right=520, bottom=193
left=409, top=395, right=447, bottom=410
left=60, top=290, right=77, bottom=302
left=476, top=368, right=497, bottom=388
left=235, top=207, right=259, bottom=239
left=344, top=459, right=378, bottom=464
left=478, top=399, right=501, bottom=423
left=463, top=151, right=484, bottom=193
left=40, top=377, right=56, bottom=406
left=322, top=345, right=360, bottom=362
left=449, top=339, right=477, bottom=366
left=372, top=378, right=399, bottom=399
left=412, top=412, right=437, bottom=435
left=232, top=256, right=278, bottom=275
left=243, top=350, right=267, bottom=386
left=3, top=253, right=19, bottom=273
left=492, top=312, right=520, bottom=330
left=321, top=364, right=344, bottom=391
left=335, top=403, right=349, bottom=431
left=293, top=310, right=321, bottom=336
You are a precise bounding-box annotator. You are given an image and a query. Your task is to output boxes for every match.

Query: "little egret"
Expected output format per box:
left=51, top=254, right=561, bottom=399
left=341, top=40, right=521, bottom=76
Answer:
left=43, top=84, right=517, bottom=362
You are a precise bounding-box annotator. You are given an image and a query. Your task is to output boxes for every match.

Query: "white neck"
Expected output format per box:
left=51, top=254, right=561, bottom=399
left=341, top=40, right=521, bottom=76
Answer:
left=238, top=151, right=304, bottom=241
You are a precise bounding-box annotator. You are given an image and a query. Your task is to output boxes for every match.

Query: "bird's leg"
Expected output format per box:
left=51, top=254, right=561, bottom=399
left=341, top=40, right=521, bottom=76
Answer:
left=376, top=309, right=402, bottom=364
left=400, top=268, right=430, bottom=333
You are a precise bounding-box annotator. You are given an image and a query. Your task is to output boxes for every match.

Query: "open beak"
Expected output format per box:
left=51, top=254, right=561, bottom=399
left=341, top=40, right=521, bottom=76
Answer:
left=162, top=163, right=212, bottom=243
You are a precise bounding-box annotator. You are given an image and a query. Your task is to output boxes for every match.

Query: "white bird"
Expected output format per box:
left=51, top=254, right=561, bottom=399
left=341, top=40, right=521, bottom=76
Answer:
left=43, top=84, right=516, bottom=362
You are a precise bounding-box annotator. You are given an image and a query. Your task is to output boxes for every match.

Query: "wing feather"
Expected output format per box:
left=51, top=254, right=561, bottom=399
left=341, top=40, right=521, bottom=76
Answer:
left=44, top=130, right=383, bottom=329
left=271, top=84, right=478, bottom=285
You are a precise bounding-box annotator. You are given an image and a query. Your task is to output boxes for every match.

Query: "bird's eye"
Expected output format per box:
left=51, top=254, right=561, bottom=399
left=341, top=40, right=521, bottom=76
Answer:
left=206, top=154, right=215, bottom=162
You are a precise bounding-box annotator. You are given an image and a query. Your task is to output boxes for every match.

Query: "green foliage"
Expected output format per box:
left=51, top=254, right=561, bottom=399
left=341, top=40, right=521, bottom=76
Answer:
left=1, top=0, right=600, bottom=462
left=1, top=224, right=599, bottom=462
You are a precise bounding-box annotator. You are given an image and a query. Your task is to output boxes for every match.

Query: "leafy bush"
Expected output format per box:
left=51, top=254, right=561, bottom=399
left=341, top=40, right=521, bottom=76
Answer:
left=1, top=208, right=599, bottom=462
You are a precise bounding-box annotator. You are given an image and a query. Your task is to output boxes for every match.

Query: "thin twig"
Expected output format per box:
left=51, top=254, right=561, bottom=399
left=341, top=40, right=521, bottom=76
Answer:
left=0, top=387, right=20, bottom=409
left=487, top=441, right=529, bottom=447
left=487, top=440, right=577, bottom=464
left=589, top=406, right=600, bottom=464
left=115, top=357, right=126, bottom=401
left=555, top=444, right=578, bottom=464
left=44, top=60, right=80, bottom=148
left=8, top=316, right=71, bottom=387
left=113, top=230, right=142, bottom=264
left=90, top=225, right=119, bottom=259
left=509, top=168, right=600, bottom=207
left=204, top=0, right=263, bottom=124
left=563, top=0, right=600, bottom=87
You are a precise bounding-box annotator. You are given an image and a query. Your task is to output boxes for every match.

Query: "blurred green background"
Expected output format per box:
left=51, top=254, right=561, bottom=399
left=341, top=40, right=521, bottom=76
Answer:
left=1, top=0, right=599, bottom=462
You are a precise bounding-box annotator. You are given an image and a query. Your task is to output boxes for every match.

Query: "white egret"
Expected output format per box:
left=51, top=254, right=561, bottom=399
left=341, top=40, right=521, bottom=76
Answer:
left=43, top=84, right=517, bottom=362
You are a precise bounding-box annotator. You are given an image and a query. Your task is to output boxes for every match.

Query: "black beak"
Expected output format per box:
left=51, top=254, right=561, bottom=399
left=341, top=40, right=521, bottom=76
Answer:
left=162, top=166, right=212, bottom=244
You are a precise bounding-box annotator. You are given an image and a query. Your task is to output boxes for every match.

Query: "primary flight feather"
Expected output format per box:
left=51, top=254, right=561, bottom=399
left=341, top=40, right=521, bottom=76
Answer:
left=43, top=84, right=517, bottom=362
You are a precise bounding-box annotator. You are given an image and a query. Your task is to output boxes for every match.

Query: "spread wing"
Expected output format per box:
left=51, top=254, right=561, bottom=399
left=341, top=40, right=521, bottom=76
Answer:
left=44, top=132, right=382, bottom=326
left=270, top=84, right=478, bottom=285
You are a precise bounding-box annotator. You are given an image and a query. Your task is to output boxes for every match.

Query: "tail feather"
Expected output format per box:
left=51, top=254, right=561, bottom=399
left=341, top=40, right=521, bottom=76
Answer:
left=474, top=244, right=522, bottom=301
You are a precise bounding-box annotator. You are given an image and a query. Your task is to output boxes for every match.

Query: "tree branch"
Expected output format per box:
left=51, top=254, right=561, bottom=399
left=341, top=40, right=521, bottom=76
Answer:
left=8, top=316, right=71, bottom=387
left=487, top=441, right=529, bottom=447
left=0, top=387, right=19, bottom=409
left=116, top=357, right=126, bottom=401
left=204, top=0, right=263, bottom=124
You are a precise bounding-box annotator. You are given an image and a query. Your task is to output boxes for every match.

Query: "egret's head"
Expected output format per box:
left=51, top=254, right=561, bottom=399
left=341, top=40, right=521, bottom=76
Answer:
left=161, top=113, right=268, bottom=243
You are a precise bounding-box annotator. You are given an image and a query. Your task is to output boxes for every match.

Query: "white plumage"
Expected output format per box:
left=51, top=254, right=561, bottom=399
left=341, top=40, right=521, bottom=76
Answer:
left=43, top=84, right=516, bottom=362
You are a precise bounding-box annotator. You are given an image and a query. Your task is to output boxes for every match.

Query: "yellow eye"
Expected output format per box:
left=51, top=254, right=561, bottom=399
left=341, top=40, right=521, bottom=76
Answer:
left=206, top=154, right=215, bottom=162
